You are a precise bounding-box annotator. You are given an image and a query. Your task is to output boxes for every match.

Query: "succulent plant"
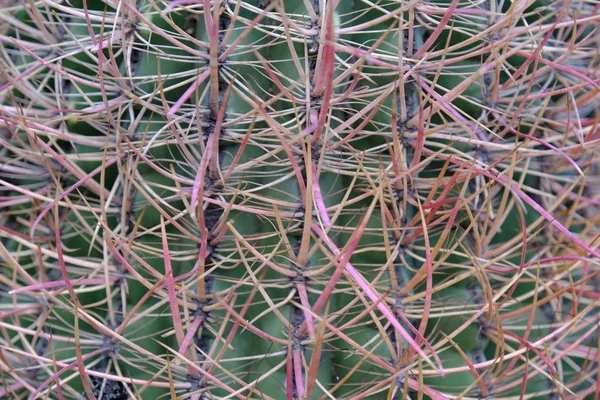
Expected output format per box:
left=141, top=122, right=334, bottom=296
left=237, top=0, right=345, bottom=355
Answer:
left=1, top=0, right=599, bottom=398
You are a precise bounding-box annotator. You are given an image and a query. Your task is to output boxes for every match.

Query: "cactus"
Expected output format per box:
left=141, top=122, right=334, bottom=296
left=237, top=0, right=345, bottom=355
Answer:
left=1, top=0, right=599, bottom=398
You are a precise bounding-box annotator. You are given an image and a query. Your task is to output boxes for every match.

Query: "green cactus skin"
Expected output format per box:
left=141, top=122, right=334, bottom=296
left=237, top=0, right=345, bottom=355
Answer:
left=1, top=0, right=599, bottom=399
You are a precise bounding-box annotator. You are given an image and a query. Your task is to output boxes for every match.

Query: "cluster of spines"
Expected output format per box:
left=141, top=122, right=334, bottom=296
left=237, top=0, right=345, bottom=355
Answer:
left=1, top=0, right=600, bottom=399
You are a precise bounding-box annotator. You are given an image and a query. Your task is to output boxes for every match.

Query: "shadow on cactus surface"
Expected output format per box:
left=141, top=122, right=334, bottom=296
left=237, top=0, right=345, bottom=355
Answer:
left=1, top=0, right=599, bottom=398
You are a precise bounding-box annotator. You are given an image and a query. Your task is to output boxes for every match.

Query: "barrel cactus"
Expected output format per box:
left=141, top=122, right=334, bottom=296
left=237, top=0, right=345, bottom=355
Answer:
left=1, top=0, right=599, bottom=398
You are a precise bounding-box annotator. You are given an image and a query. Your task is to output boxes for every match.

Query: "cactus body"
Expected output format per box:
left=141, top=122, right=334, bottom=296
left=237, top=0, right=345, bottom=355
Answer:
left=1, top=0, right=600, bottom=399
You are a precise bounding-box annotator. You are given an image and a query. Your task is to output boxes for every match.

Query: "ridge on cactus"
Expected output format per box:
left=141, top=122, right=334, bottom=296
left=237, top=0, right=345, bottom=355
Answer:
left=0, top=0, right=599, bottom=399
